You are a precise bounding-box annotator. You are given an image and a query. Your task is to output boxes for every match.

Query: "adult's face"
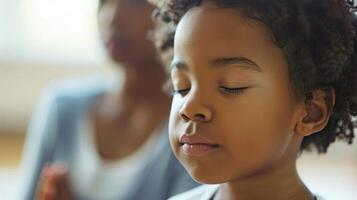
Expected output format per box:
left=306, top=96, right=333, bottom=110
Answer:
left=97, top=0, right=157, bottom=66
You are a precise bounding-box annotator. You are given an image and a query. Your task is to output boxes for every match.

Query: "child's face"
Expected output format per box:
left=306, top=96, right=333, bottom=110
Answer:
left=169, top=4, right=305, bottom=184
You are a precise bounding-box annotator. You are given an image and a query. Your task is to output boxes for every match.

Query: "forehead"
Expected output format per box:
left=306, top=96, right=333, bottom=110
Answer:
left=174, top=5, right=274, bottom=60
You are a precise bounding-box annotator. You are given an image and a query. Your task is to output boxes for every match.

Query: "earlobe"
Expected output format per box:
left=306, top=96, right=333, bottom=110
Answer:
left=295, top=88, right=336, bottom=136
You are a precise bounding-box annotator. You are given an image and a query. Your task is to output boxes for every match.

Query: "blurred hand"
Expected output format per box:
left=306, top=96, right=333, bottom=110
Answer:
left=36, top=163, right=74, bottom=200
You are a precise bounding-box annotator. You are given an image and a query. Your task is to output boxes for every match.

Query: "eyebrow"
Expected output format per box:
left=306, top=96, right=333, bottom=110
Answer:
left=212, top=57, right=261, bottom=71
left=171, top=57, right=262, bottom=72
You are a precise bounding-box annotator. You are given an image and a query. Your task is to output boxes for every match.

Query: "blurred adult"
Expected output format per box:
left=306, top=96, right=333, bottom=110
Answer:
left=19, top=0, right=198, bottom=199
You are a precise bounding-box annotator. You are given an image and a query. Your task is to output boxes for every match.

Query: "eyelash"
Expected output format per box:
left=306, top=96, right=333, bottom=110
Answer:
left=219, top=86, right=249, bottom=95
left=171, top=88, right=190, bottom=96
left=171, top=86, right=249, bottom=96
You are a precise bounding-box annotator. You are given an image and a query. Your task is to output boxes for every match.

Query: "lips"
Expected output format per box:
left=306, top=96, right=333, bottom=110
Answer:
left=179, top=134, right=218, bottom=146
left=179, top=134, right=220, bottom=156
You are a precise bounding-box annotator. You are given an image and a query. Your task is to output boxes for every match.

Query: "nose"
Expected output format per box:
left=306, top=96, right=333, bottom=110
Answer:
left=110, top=2, right=128, bottom=29
left=179, top=91, right=213, bottom=123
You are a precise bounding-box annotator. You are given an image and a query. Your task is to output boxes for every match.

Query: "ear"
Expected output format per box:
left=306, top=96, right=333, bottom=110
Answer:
left=295, top=88, right=336, bottom=136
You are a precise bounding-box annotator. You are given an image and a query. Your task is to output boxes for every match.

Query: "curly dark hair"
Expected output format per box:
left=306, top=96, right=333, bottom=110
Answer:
left=151, top=0, right=357, bottom=153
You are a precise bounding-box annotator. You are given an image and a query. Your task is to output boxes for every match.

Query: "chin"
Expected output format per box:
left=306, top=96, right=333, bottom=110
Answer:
left=190, top=173, right=228, bottom=185
left=183, top=164, right=230, bottom=184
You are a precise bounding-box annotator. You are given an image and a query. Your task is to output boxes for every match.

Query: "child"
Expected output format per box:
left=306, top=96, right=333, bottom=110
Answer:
left=151, top=0, right=357, bottom=199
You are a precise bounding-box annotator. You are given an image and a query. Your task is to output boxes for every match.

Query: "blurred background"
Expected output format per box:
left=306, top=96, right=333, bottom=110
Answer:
left=0, top=0, right=118, bottom=199
left=0, top=0, right=356, bottom=199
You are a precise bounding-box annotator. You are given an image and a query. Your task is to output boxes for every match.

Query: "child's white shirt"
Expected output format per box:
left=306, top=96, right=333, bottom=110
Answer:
left=168, top=185, right=326, bottom=200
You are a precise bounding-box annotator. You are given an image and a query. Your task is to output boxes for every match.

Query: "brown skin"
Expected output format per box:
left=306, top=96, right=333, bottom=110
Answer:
left=36, top=0, right=170, bottom=199
left=94, top=0, right=170, bottom=161
left=169, top=3, right=333, bottom=200
left=36, top=165, right=74, bottom=200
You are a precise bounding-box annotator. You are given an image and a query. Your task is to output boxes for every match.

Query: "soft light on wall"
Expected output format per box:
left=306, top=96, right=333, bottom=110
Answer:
left=0, top=0, right=105, bottom=65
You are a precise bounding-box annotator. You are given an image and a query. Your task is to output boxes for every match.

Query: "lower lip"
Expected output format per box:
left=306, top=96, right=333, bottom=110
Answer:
left=181, top=143, right=219, bottom=156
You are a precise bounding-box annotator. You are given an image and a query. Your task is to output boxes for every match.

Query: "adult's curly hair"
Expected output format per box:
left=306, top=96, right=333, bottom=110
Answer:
left=151, top=0, right=357, bottom=153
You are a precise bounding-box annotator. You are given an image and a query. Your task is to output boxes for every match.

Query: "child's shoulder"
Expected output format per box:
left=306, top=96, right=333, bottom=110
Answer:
left=167, top=185, right=327, bottom=200
left=168, top=184, right=219, bottom=200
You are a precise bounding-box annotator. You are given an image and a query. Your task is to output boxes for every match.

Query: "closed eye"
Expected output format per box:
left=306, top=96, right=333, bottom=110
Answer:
left=172, top=88, right=191, bottom=96
left=220, top=86, right=249, bottom=95
left=166, top=80, right=191, bottom=96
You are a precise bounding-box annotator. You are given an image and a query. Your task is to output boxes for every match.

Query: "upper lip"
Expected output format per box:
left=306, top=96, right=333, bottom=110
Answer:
left=179, top=134, right=219, bottom=146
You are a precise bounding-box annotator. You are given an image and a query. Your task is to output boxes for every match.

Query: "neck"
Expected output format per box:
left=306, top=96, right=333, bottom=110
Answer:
left=216, top=152, right=314, bottom=200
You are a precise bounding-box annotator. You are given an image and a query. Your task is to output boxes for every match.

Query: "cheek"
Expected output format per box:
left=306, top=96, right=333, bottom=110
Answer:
left=129, top=11, right=154, bottom=43
left=218, top=86, right=297, bottom=169
left=168, top=97, right=183, bottom=150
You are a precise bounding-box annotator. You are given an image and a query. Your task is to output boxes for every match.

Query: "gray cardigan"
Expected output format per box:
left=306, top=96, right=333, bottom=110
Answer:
left=19, top=76, right=198, bottom=200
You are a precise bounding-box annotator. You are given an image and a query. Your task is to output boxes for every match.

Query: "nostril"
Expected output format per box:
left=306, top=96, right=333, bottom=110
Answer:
left=180, top=113, right=208, bottom=122
left=180, top=113, right=190, bottom=122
